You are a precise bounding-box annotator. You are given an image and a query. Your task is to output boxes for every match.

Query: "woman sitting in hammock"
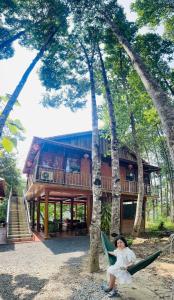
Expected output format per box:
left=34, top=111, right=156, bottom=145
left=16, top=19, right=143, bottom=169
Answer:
left=104, top=235, right=136, bottom=298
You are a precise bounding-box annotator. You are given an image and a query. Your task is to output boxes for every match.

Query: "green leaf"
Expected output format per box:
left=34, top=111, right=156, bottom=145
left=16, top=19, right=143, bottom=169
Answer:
left=1, top=137, right=14, bottom=152
left=8, top=123, right=19, bottom=134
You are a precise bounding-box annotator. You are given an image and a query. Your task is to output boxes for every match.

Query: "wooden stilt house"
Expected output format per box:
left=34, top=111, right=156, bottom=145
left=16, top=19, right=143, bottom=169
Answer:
left=23, top=131, right=159, bottom=237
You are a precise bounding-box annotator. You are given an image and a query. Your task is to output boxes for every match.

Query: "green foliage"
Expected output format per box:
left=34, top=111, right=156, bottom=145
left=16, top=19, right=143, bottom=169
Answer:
left=0, top=94, right=25, bottom=152
left=0, top=151, right=25, bottom=196
left=146, top=217, right=174, bottom=231
left=132, top=0, right=174, bottom=41
left=0, top=199, right=7, bottom=223
left=101, top=202, right=111, bottom=235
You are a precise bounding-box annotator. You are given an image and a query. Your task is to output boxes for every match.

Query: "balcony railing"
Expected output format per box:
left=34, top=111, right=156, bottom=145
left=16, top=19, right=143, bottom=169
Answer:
left=28, top=166, right=158, bottom=196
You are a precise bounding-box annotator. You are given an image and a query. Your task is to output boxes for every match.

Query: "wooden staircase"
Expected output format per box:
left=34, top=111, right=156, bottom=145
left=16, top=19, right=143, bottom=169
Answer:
left=7, top=196, right=32, bottom=242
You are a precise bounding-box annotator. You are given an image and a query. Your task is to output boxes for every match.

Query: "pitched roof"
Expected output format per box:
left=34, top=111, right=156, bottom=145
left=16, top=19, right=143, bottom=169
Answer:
left=23, top=131, right=160, bottom=174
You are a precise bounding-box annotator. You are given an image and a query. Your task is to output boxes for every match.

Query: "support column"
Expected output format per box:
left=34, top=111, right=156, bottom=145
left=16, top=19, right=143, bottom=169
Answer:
left=60, top=201, right=63, bottom=231
left=29, top=201, right=32, bottom=219
left=75, top=204, right=78, bottom=219
left=44, top=190, right=49, bottom=239
left=84, top=203, right=86, bottom=222
left=54, top=203, right=56, bottom=220
left=36, top=197, right=40, bottom=232
left=32, top=200, right=35, bottom=230
left=86, top=195, right=92, bottom=231
left=70, top=198, right=74, bottom=230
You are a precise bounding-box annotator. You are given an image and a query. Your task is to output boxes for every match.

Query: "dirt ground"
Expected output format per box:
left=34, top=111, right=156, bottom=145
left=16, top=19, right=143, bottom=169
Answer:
left=35, top=237, right=174, bottom=300
left=0, top=236, right=173, bottom=300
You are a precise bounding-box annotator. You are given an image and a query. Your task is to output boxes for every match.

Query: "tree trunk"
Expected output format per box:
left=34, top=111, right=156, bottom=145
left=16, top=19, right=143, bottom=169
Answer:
left=82, top=43, right=102, bottom=273
left=130, top=112, right=144, bottom=237
left=170, top=180, right=174, bottom=222
left=103, top=14, right=174, bottom=166
left=0, top=30, right=25, bottom=50
left=159, top=174, right=163, bottom=216
left=97, top=45, right=120, bottom=240
left=0, top=29, right=56, bottom=138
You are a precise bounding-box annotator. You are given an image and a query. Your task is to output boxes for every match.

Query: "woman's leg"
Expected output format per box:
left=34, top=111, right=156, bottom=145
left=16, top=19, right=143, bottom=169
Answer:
left=109, top=274, right=117, bottom=289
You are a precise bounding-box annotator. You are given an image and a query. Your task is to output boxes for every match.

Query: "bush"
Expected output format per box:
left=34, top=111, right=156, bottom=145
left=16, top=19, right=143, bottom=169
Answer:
left=0, top=200, right=7, bottom=223
left=158, top=221, right=166, bottom=231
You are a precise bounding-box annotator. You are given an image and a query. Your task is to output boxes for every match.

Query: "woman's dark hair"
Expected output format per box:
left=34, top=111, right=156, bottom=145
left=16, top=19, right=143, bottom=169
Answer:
left=114, top=235, right=128, bottom=247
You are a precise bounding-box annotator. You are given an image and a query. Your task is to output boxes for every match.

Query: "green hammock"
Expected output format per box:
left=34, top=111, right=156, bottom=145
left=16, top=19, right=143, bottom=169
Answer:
left=101, top=231, right=162, bottom=275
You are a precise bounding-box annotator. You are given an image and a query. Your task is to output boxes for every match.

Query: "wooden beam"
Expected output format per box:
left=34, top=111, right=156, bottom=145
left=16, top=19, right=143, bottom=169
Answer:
left=36, top=197, right=40, bottom=232
left=44, top=190, right=49, bottom=239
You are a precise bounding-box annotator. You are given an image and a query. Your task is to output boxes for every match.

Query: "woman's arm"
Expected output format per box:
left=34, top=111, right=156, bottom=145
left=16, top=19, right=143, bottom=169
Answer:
left=108, top=251, right=116, bottom=256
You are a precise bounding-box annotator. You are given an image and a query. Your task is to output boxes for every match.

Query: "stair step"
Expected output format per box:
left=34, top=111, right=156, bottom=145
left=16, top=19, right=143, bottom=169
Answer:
left=9, top=223, right=28, bottom=226
left=9, top=231, right=30, bottom=235
left=9, top=232, right=30, bottom=235
left=9, top=227, right=29, bottom=230
left=8, top=233, right=32, bottom=238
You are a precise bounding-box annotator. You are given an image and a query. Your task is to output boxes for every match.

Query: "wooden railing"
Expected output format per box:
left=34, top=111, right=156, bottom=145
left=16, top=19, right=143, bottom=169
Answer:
left=27, top=166, right=158, bottom=196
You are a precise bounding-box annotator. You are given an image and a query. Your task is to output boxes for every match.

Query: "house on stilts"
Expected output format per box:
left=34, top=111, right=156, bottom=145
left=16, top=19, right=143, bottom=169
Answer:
left=23, top=131, right=159, bottom=238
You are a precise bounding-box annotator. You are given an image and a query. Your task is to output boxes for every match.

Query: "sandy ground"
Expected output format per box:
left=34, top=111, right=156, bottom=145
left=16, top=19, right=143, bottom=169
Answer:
left=0, top=236, right=173, bottom=300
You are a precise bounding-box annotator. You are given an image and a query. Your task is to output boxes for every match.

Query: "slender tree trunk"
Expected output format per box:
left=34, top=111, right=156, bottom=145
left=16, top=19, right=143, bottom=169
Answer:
left=103, top=14, right=174, bottom=166
left=130, top=112, right=144, bottom=237
left=81, top=43, right=102, bottom=273
left=170, top=181, right=174, bottom=222
left=156, top=126, right=174, bottom=220
left=0, top=29, right=56, bottom=138
left=166, top=179, right=169, bottom=217
left=0, top=30, right=25, bottom=50
left=159, top=174, right=163, bottom=216
left=97, top=45, right=120, bottom=239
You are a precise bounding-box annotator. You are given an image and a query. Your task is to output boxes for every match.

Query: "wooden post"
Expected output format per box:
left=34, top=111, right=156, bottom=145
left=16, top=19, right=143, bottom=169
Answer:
left=86, top=195, right=92, bottom=231
left=44, top=190, right=49, bottom=239
left=54, top=203, right=56, bottom=220
left=75, top=203, right=78, bottom=219
left=32, top=200, right=35, bottom=230
left=84, top=203, right=86, bottom=222
left=36, top=198, right=40, bottom=232
left=29, top=201, right=32, bottom=219
left=60, top=201, right=63, bottom=231
left=70, top=198, right=74, bottom=230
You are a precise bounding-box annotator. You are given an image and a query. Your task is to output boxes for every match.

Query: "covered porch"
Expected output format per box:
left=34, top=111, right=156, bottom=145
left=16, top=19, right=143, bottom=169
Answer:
left=28, top=185, right=92, bottom=239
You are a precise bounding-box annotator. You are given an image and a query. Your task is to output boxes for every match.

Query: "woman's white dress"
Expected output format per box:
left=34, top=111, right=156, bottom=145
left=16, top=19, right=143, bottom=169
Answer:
left=107, top=247, right=136, bottom=284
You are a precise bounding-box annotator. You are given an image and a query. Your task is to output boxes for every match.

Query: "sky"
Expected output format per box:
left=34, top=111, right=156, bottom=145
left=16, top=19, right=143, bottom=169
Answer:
left=0, top=1, right=136, bottom=172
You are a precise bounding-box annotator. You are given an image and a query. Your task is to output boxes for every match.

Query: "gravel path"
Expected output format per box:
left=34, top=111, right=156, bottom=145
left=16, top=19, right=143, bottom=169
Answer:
left=0, top=237, right=89, bottom=300
left=0, top=237, right=173, bottom=300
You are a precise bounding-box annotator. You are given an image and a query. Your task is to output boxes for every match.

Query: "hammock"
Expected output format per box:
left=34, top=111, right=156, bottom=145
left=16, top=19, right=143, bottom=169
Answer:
left=101, top=231, right=162, bottom=275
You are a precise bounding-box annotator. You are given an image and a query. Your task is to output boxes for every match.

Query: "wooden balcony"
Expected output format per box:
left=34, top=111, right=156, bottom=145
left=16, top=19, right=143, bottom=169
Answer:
left=28, top=166, right=158, bottom=196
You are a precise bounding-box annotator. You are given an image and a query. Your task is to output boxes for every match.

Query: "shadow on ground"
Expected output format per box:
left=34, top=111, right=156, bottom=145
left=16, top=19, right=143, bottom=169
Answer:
left=42, top=235, right=89, bottom=255
left=0, top=243, right=15, bottom=252
left=0, top=273, right=47, bottom=300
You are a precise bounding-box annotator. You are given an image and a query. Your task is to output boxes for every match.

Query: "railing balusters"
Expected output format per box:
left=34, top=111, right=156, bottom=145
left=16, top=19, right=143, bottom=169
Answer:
left=31, top=166, right=157, bottom=196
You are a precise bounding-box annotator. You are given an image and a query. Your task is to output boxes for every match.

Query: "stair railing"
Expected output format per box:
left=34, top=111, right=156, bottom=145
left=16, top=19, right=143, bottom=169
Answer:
left=6, top=188, right=12, bottom=238
left=23, top=191, right=32, bottom=234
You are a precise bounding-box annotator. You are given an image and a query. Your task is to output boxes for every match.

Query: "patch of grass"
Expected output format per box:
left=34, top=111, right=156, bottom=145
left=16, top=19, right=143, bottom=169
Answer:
left=146, top=218, right=174, bottom=232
